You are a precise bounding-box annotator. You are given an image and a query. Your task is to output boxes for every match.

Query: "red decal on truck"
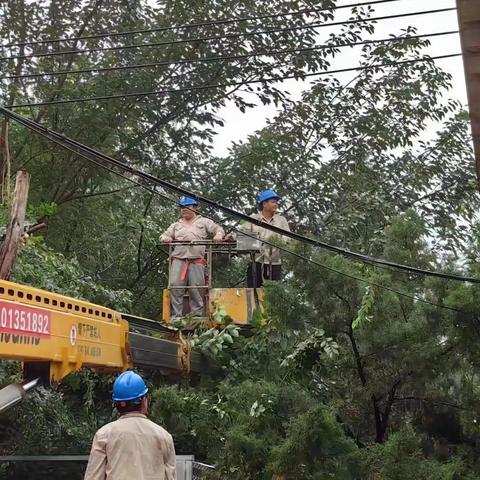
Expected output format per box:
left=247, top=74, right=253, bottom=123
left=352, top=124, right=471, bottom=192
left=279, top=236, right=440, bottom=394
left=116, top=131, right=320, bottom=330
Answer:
left=0, top=301, right=51, bottom=338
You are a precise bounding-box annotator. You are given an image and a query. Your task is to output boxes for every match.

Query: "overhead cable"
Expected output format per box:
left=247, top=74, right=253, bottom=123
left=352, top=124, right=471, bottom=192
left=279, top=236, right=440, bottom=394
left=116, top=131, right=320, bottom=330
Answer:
left=2, top=106, right=479, bottom=286
left=5, top=54, right=461, bottom=108
left=241, top=227, right=470, bottom=314
left=0, top=0, right=407, bottom=49
left=0, top=31, right=459, bottom=81
left=7, top=112, right=471, bottom=315
left=0, top=8, right=457, bottom=62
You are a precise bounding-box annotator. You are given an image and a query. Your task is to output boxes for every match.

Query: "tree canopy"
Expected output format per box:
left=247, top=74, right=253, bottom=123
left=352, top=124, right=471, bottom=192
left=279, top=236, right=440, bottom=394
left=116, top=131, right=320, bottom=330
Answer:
left=1, top=1, right=480, bottom=479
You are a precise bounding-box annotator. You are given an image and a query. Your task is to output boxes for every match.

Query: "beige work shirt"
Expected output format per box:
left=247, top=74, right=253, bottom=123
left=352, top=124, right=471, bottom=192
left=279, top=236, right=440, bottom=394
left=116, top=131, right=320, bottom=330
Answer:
left=84, top=413, right=176, bottom=480
left=242, top=213, right=290, bottom=265
left=160, top=215, right=225, bottom=259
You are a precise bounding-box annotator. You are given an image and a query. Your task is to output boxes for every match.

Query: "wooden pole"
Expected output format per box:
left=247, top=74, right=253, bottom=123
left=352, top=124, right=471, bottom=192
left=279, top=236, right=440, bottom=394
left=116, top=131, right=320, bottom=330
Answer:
left=0, top=170, right=31, bottom=279
left=456, top=0, right=480, bottom=189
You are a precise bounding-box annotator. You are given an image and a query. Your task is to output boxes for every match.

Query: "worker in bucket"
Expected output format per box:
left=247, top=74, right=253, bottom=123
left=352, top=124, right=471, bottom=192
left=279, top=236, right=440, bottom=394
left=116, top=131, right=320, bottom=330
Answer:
left=243, top=189, right=290, bottom=288
left=161, top=196, right=225, bottom=318
left=84, top=370, right=176, bottom=480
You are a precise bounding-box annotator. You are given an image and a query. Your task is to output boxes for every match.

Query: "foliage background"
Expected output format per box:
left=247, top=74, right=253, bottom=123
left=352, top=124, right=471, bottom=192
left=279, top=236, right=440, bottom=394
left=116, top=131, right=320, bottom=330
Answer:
left=1, top=0, right=480, bottom=478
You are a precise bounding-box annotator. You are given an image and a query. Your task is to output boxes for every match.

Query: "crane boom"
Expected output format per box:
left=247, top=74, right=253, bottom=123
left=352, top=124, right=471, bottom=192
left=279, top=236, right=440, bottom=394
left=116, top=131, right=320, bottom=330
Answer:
left=0, top=278, right=210, bottom=385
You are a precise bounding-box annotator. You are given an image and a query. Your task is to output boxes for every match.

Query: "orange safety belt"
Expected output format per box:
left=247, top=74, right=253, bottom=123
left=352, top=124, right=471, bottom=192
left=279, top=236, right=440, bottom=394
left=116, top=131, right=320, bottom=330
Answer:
left=179, top=258, right=207, bottom=281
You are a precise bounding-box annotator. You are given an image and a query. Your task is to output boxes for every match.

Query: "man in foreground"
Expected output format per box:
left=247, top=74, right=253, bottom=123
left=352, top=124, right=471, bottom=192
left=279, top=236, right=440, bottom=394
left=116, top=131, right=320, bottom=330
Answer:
left=84, top=371, right=176, bottom=480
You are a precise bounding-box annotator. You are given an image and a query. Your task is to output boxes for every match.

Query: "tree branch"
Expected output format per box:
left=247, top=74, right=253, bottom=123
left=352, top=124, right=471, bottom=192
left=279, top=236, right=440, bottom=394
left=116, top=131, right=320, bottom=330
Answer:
left=346, top=324, right=367, bottom=386
left=137, top=194, right=154, bottom=278
left=393, top=396, right=466, bottom=410
left=58, top=185, right=138, bottom=205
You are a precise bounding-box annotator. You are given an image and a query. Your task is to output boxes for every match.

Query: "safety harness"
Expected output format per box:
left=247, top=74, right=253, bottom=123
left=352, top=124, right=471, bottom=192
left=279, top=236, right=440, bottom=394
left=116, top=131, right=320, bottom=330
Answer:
left=177, top=257, right=208, bottom=281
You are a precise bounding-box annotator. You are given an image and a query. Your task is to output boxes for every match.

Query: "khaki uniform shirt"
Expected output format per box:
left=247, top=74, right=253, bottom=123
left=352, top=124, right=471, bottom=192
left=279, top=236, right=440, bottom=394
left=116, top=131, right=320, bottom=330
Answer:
left=160, top=215, right=225, bottom=259
left=84, top=413, right=176, bottom=480
left=242, top=213, right=290, bottom=265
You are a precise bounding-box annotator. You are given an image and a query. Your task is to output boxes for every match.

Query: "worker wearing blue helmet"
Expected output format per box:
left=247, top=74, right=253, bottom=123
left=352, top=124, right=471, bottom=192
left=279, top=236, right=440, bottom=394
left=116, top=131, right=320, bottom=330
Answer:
left=160, top=196, right=225, bottom=318
left=177, top=195, right=197, bottom=207
left=242, top=189, right=290, bottom=287
left=85, top=371, right=176, bottom=480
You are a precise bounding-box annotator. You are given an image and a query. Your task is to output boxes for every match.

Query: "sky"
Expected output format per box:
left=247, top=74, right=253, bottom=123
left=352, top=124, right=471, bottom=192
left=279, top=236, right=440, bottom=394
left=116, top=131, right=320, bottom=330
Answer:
left=211, top=0, right=466, bottom=157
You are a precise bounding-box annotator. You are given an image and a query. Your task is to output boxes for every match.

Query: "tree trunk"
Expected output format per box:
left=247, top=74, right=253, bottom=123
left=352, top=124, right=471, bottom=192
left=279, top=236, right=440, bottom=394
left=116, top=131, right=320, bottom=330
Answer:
left=373, top=377, right=405, bottom=443
left=0, top=170, right=31, bottom=279
left=0, top=121, right=11, bottom=200
left=372, top=394, right=387, bottom=443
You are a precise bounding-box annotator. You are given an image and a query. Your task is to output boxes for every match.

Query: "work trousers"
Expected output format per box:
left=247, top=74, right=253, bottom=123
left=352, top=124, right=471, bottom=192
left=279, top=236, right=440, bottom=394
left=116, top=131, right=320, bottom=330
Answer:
left=170, top=258, right=206, bottom=317
left=247, top=262, right=282, bottom=288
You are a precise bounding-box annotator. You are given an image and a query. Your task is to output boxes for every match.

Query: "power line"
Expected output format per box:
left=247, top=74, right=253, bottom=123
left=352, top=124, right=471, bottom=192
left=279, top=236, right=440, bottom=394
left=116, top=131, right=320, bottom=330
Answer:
left=253, top=234, right=470, bottom=314
left=5, top=110, right=471, bottom=315
left=0, top=31, right=459, bottom=81
left=0, top=7, right=457, bottom=62
left=3, top=106, right=479, bottom=287
left=5, top=107, right=466, bottom=314
left=0, top=0, right=410, bottom=49
left=5, top=54, right=461, bottom=108
left=107, top=177, right=475, bottom=315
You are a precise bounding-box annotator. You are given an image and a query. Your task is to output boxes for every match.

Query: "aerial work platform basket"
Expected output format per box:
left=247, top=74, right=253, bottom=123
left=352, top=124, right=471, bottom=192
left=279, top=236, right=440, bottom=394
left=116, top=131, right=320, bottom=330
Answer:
left=162, top=235, right=264, bottom=326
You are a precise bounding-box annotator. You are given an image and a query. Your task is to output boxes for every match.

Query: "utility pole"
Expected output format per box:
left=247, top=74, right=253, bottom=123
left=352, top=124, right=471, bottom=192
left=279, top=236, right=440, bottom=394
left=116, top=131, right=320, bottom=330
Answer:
left=0, top=170, right=31, bottom=279
left=456, top=0, right=480, bottom=190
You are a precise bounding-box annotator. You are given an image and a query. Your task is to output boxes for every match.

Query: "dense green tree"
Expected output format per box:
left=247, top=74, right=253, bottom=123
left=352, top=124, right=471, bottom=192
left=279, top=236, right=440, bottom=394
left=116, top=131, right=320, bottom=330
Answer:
left=0, top=0, right=480, bottom=478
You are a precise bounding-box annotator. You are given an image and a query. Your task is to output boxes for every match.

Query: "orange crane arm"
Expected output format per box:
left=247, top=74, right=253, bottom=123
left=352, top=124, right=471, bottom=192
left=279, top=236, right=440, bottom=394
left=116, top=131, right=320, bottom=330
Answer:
left=0, top=279, right=210, bottom=385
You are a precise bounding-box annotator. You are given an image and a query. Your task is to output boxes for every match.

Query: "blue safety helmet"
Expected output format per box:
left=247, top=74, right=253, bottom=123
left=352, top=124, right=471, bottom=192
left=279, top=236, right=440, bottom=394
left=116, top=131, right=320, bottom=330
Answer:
left=112, top=371, right=149, bottom=402
left=178, top=196, right=198, bottom=207
left=258, top=189, right=282, bottom=205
